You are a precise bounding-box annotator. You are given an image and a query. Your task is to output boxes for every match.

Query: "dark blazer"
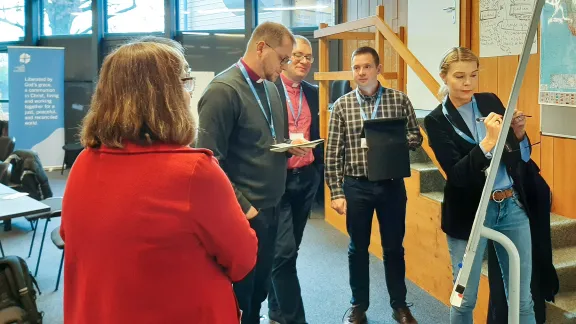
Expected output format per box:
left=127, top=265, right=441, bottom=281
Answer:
left=424, top=92, right=558, bottom=323
left=275, top=78, right=323, bottom=165
left=423, top=92, right=527, bottom=240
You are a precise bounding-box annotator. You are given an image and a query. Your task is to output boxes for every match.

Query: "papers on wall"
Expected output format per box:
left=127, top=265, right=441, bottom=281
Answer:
left=480, top=0, right=538, bottom=57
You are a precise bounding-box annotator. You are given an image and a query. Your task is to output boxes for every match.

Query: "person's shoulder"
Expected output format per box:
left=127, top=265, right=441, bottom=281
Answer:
left=383, top=87, right=408, bottom=98
left=302, top=80, right=318, bottom=91
left=332, top=91, right=355, bottom=111
left=424, top=105, right=444, bottom=123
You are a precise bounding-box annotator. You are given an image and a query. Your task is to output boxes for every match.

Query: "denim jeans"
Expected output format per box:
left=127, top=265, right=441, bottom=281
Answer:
left=343, top=176, right=408, bottom=311
left=447, top=193, right=535, bottom=324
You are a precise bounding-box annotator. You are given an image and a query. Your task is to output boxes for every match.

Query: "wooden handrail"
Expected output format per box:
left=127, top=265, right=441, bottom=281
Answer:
left=325, top=32, right=375, bottom=40
left=313, top=17, right=377, bottom=38
left=315, top=71, right=398, bottom=81
left=372, top=16, right=441, bottom=97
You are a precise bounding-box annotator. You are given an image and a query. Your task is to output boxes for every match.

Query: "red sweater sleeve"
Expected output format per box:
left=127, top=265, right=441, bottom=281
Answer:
left=189, top=155, right=258, bottom=282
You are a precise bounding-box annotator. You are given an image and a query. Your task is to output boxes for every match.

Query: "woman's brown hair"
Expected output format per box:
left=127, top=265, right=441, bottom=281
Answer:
left=80, top=42, right=195, bottom=148
left=437, top=47, right=479, bottom=99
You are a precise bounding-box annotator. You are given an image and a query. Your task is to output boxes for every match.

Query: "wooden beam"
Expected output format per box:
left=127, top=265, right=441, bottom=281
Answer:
left=398, top=27, right=407, bottom=92
left=420, top=129, right=446, bottom=179
left=314, top=17, right=377, bottom=39
left=373, top=16, right=440, bottom=97
left=318, top=23, right=330, bottom=140
left=377, top=75, right=393, bottom=89
left=326, top=32, right=376, bottom=40
left=375, top=6, right=387, bottom=83
left=460, top=0, right=472, bottom=48
left=314, top=71, right=398, bottom=81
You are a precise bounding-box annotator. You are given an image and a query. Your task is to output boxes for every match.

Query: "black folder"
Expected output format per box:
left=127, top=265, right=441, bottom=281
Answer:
left=362, top=117, right=411, bottom=181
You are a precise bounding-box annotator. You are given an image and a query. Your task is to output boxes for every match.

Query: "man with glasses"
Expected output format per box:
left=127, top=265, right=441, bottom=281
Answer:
left=325, top=47, right=422, bottom=324
left=266, top=35, right=321, bottom=324
left=197, top=22, right=311, bottom=324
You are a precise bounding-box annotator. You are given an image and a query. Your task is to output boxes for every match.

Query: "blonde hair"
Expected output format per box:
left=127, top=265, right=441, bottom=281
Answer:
left=438, top=47, right=479, bottom=99
left=248, top=21, right=296, bottom=48
left=81, top=42, right=195, bottom=148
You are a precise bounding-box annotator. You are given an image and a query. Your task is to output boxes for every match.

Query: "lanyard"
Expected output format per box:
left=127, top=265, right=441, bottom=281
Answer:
left=442, top=95, right=481, bottom=145
left=283, top=83, right=303, bottom=127
left=356, top=86, right=383, bottom=121
left=237, top=61, right=276, bottom=141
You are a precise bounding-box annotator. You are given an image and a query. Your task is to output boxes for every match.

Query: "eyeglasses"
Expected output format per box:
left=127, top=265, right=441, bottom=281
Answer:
left=181, top=69, right=195, bottom=93
left=292, top=52, right=314, bottom=63
left=264, top=42, right=292, bottom=65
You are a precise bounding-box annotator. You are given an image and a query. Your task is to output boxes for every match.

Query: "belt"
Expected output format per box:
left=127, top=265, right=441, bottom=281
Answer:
left=491, top=188, right=514, bottom=203
left=288, top=164, right=314, bottom=174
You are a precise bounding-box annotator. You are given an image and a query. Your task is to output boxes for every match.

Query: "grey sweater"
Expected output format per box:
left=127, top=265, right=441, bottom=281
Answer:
left=196, top=64, right=288, bottom=212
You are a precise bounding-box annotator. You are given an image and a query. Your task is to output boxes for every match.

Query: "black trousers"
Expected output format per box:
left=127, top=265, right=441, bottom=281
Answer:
left=486, top=241, right=547, bottom=324
left=234, top=206, right=279, bottom=324
left=268, top=164, right=320, bottom=324
left=343, top=176, right=408, bottom=311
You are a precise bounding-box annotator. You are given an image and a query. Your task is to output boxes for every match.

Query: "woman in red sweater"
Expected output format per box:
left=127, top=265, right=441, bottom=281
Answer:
left=60, top=41, right=258, bottom=324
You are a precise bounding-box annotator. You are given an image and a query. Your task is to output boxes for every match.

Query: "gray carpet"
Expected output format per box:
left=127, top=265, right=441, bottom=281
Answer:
left=0, top=171, right=449, bottom=324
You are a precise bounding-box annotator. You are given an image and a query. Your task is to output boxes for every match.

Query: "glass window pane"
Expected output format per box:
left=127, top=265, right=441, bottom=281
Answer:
left=258, top=0, right=335, bottom=28
left=107, top=0, right=165, bottom=33
left=42, top=0, right=93, bottom=36
left=179, top=0, right=245, bottom=31
left=0, top=53, right=7, bottom=101
left=0, top=0, right=26, bottom=42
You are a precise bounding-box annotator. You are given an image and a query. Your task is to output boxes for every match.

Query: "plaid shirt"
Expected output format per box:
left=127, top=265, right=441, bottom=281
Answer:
left=325, top=85, right=423, bottom=199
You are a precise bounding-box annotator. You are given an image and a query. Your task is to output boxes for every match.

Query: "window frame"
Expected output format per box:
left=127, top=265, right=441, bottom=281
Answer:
left=0, top=0, right=27, bottom=43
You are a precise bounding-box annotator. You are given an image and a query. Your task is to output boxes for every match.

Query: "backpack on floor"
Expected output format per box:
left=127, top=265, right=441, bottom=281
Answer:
left=0, top=256, right=42, bottom=324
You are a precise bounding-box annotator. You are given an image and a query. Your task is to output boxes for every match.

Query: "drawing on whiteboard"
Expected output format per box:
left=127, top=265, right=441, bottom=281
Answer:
left=479, top=0, right=538, bottom=57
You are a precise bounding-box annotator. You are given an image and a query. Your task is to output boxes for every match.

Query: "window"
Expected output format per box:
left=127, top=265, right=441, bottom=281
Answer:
left=0, top=53, right=8, bottom=120
left=0, top=53, right=8, bottom=101
left=258, top=0, right=335, bottom=28
left=42, top=0, right=93, bottom=36
left=0, top=0, right=26, bottom=42
left=107, top=0, right=165, bottom=33
left=179, top=0, right=245, bottom=31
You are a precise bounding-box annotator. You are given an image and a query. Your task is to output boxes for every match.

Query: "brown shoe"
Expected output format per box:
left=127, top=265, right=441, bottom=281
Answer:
left=392, top=307, right=418, bottom=324
left=342, top=305, right=367, bottom=324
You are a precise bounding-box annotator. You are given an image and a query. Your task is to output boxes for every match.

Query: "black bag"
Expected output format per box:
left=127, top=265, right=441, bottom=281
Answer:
left=0, top=256, right=42, bottom=324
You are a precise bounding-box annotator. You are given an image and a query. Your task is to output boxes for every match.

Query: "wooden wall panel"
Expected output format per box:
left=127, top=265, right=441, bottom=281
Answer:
left=552, top=137, right=576, bottom=219
left=478, top=58, right=499, bottom=94
left=517, top=53, right=541, bottom=166
left=497, top=56, right=519, bottom=103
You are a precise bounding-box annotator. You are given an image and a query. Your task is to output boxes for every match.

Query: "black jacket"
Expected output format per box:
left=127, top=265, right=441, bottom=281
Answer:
left=6, top=149, right=52, bottom=201
left=275, top=78, right=323, bottom=166
left=423, top=92, right=527, bottom=240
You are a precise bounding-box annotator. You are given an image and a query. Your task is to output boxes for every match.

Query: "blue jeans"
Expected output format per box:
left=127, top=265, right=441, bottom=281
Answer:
left=447, top=194, right=535, bottom=324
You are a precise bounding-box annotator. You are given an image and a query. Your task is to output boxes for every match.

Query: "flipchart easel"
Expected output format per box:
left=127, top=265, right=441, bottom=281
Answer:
left=449, top=1, right=546, bottom=323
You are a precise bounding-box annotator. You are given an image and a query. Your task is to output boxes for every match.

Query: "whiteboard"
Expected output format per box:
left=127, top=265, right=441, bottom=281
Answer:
left=407, top=0, right=460, bottom=110
left=480, top=0, right=538, bottom=57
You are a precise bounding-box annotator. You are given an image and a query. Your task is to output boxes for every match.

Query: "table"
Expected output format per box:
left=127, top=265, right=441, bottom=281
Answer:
left=0, top=184, right=50, bottom=229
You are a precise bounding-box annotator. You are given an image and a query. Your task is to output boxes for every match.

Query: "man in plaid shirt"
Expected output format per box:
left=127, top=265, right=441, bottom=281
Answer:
left=325, top=46, right=422, bottom=324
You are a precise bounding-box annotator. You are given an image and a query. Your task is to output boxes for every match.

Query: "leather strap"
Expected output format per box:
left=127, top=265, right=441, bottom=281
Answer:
left=491, top=188, right=514, bottom=202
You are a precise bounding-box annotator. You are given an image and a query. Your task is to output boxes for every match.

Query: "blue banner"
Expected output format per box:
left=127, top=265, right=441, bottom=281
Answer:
left=8, top=46, right=65, bottom=167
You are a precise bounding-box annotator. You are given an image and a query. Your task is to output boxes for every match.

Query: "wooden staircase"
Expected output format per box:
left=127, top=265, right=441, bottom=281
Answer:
left=314, top=5, right=576, bottom=323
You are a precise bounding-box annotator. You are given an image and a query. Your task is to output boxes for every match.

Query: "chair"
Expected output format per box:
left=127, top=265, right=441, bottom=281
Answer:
left=61, top=143, right=83, bottom=175
left=50, top=226, right=64, bottom=291
left=24, top=197, right=62, bottom=277
left=330, top=80, right=352, bottom=106
left=0, top=136, right=15, bottom=162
